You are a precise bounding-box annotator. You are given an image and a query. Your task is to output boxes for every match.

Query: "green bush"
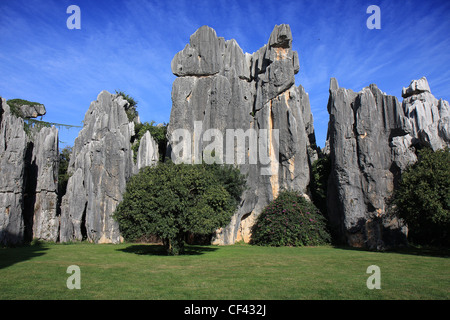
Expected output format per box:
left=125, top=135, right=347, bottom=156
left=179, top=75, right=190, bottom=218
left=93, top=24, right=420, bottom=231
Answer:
left=113, top=161, right=246, bottom=255
left=115, top=90, right=138, bottom=122
left=58, top=146, right=72, bottom=206
left=251, top=190, right=331, bottom=247
left=392, top=147, right=450, bottom=246
left=310, top=154, right=331, bottom=216
left=132, top=121, right=168, bottom=162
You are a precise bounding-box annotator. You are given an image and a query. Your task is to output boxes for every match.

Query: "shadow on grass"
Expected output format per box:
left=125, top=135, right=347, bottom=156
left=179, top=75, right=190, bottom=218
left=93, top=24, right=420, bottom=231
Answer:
left=332, top=244, right=450, bottom=258
left=117, top=244, right=219, bottom=256
left=0, top=241, right=48, bottom=270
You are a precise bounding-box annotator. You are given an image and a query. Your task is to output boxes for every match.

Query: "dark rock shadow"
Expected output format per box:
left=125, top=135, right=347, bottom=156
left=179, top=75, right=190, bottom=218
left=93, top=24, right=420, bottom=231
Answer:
left=332, top=244, right=450, bottom=258
left=117, top=244, right=218, bottom=256
left=0, top=237, right=48, bottom=270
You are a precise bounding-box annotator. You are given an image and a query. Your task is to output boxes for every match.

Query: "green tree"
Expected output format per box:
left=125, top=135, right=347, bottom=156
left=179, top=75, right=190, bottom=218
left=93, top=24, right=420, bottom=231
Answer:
left=115, top=90, right=138, bottom=122
left=251, top=190, right=331, bottom=247
left=310, top=154, right=331, bottom=217
left=113, top=162, right=246, bottom=255
left=58, top=146, right=72, bottom=207
left=391, top=147, right=450, bottom=246
left=132, top=121, right=168, bottom=162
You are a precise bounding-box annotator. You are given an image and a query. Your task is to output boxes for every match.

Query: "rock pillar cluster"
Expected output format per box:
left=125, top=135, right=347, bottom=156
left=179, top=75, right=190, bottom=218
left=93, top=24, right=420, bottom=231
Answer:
left=59, top=91, right=159, bottom=244
left=0, top=98, right=59, bottom=245
left=168, top=25, right=317, bottom=244
left=1, top=25, right=448, bottom=249
left=325, top=77, right=449, bottom=249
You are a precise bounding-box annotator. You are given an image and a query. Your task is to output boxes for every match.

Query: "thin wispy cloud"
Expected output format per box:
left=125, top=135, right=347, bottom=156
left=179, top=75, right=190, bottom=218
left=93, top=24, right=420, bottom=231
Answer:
left=0, top=0, right=449, bottom=148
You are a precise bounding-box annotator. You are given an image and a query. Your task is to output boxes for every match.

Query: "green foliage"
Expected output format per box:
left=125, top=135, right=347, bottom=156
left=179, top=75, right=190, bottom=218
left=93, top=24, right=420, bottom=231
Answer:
left=113, top=162, right=246, bottom=255
left=309, top=154, right=331, bottom=216
left=391, top=147, right=450, bottom=246
left=132, top=121, right=168, bottom=162
left=58, top=146, right=72, bottom=205
left=6, top=99, right=42, bottom=118
left=251, top=190, right=331, bottom=247
left=115, top=90, right=138, bottom=122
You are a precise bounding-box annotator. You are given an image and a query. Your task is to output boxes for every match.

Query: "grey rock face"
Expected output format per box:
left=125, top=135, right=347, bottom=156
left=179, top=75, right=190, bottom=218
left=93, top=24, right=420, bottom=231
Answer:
left=402, top=77, right=450, bottom=150
left=28, top=126, right=59, bottom=242
left=60, top=91, right=159, bottom=244
left=0, top=98, right=27, bottom=245
left=326, top=79, right=414, bottom=249
left=0, top=97, right=60, bottom=244
left=19, top=104, right=46, bottom=118
left=168, top=25, right=316, bottom=245
left=60, top=91, right=136, bottom=244
left=326, top=77, right=449, bottom=249
left=137, top=131, right=159, bottom=170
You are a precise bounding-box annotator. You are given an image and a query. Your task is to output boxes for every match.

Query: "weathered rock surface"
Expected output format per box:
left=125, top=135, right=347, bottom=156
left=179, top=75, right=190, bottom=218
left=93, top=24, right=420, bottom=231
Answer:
left=60, top=91, right=135, bottom=243
left=0, top=98, right=28, bottom=245
left=326, top=77, right=449, bottom=249
left=18, top=104, right=46, bottom=118
left=0, top=97, right=59, bottom=244
left=60, top=91, right=159, bottom=244
left=27, top=126, right=59, bottom=242
left=137, top=131, right=159, bottom=170
left=402, top=77, right=450, bottom=150
left=168, top=25, right=317, bottom=245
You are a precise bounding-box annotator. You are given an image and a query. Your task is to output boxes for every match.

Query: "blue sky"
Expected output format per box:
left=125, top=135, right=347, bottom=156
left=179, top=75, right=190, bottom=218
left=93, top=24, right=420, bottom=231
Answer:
left=1, top=0, right=449, bottom=149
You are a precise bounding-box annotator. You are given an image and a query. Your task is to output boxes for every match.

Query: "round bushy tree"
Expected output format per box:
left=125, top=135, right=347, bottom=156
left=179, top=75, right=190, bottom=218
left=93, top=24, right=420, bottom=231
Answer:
left=251, top=190, right=331, bottom=246
left=392, top=147, right=450, bottom=246
left=113, top=161, right=246, bottom=255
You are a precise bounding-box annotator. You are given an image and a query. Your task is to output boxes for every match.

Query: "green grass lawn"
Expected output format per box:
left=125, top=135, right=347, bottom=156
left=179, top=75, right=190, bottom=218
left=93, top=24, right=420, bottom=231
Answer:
left=0, top=242, right=448, bottom=300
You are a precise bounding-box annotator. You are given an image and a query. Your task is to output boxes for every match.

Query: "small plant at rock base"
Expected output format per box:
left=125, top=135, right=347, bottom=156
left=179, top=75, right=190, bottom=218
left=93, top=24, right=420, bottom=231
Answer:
left=251, top=190, right=331, bottom=247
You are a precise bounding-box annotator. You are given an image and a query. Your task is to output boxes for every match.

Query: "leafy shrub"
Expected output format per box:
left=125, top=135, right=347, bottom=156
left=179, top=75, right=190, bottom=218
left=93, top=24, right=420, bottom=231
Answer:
left=391, top=147, right=450, bottom=246
left=251, top=190, right=331, bottom=246
left=115, top=90, right=138, bottom=122
left=113, top=161, right=246, bottom=255
left=310, top=154, right=331, bottom=216
left=7, top=99, right=42, bottom=118
left=58, top=146, right=72, bottom=206
left=132, top=121, right=168, bottom=162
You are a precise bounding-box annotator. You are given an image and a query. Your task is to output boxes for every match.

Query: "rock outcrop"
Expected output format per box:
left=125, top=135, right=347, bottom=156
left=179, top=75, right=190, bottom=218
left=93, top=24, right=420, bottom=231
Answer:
left=27, top=126, right=59, bottom=242
left=0, top=98, right=59, bottom=244
left=0, top=98, right=28, bottom=245
left=168, top=25, right=317, bottom=245
left=326, top=77, right=449, bottom=249
left=402, top=77, right=450, bottom=150
left=59, top=91, right=159, bottom=244
left=136, top=131, right=159, bottom=170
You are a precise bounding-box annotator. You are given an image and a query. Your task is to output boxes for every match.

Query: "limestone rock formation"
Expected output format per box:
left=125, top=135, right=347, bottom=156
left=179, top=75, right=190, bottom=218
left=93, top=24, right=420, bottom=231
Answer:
left=168, top=25, right=317, bottom=245
left=60, top=91, right=135, bottom=243
left=137, top=131, right=159, bottom=170
left=402, top=77, right=450, bottom=150
left=60, top=91, right=159, bottom=244
left=0, top=98, right=28, bottom=245
left=326, top=77, right=449, bottom=249
left=18, top=104, right=46, bottom=118
left=0, top=98, right=59, bottom=244
left=27, top=126, right=59, bottom=242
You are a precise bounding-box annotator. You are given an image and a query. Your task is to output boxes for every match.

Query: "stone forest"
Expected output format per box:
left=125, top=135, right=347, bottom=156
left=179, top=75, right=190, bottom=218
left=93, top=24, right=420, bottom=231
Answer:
left=1, top=24, right=449, bottom=250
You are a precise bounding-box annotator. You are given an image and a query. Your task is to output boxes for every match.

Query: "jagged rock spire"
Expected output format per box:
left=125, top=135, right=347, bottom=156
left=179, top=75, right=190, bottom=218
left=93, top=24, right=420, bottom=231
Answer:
left=167, top=24, right=317, bottom=244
